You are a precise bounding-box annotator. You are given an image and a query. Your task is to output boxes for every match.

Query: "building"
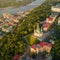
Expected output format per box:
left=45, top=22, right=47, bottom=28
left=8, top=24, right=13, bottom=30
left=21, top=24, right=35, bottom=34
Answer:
left=43, top=13, right=57, bottom=31
left=34, top=24, right=43, bottom=37
left=30, top=44, right=43, bottom=53
left=51, top=4, right=60, bottom=13
left=0, top=13, right=20, bottom=33
left=11, top=16, right=19, bottom=23
left=58, top=17, right=60, bottom=25
left=43, top=22, right=51, bottom=31
left=3, top=13, right=11, bottom=18
left=39, top=42, right=52, bottom=53
left=30, top=42, right=52, bottom=54
left=12, top=54, right=21, bottom=60
left=30, top=44, right=37, bottom=53
left=49, top=13, right=58, bottom=17
left=46, top=17, right=53, bottom=24
left=46, top=17, right=56, bottom=24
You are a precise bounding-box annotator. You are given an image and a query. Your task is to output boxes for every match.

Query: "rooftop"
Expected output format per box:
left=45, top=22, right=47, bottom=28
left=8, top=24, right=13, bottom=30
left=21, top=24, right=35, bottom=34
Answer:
left=39, top=42, right=52, bottom=47
left=43, top=22, right=51, bottom=28
left=47, top=17, right=53, bottom=21
left=12, top=54, right=21, bottom=60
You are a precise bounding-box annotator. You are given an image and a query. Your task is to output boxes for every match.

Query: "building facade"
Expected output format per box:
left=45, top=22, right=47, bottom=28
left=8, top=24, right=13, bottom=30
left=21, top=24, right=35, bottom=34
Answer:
left=34, top=24, right=43, bottom=37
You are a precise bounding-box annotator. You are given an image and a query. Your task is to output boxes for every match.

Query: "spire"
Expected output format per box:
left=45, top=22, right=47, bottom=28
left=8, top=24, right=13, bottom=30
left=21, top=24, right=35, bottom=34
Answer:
left=40, top=27, right=43, bottom=32
left=36, top=23, right=40, bottom=33
left=34, top=23, right=43, bottom=37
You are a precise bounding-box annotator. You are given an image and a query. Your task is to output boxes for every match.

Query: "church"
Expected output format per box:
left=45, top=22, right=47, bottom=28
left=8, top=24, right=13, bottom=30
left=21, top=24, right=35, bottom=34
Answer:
left=34, top=23, right=43, bottom=38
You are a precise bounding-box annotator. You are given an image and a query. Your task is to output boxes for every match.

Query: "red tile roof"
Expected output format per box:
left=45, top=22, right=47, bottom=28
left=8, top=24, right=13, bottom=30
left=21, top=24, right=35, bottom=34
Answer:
left=43, top=22, right=51, bottom=28
left=12, top=54, right=21, bottom=60
left=40, top=42, right=52, bottom=47
left=31, top=44, right=37, bottom=50
left=48, top=17, right=53, bottom=21
left=31, top=42, right=52, bottom=51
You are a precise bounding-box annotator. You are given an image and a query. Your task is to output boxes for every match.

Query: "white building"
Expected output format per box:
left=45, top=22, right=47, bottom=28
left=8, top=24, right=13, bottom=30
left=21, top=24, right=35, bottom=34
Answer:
left=34, top=24, right=43, bottom=37
left=51, top=4, right=60, bottom=13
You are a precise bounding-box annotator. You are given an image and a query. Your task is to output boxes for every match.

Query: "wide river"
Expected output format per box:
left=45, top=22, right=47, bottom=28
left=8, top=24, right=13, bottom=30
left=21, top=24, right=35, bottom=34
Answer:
left=0, top=0, right=45, bottom=15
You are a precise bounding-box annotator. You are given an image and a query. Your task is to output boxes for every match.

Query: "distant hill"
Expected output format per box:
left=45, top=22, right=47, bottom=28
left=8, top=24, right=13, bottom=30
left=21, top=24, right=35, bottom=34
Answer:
left=0, top=0, right=36, bottom=8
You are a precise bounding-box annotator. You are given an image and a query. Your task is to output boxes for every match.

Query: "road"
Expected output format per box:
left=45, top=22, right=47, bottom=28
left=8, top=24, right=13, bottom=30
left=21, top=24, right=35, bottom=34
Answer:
left=0, top=0, right=45, bottom=15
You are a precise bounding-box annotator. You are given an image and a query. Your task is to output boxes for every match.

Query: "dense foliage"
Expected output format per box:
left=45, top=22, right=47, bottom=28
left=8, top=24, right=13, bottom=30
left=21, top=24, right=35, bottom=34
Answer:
left=51, top=26, right=60, bottom=60
left=27, top=35, right=40, bottom=46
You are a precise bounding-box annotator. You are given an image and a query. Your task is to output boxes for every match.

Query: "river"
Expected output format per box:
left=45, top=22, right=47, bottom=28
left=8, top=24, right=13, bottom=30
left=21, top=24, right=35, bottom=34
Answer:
left=0, top=0, right=45, bottom=15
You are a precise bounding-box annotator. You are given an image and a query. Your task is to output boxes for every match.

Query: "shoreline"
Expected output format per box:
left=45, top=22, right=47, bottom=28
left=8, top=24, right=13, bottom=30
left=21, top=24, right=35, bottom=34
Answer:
left=0, top=0, right=45, bottom=15
left=0, top=0, right=37, bottom=9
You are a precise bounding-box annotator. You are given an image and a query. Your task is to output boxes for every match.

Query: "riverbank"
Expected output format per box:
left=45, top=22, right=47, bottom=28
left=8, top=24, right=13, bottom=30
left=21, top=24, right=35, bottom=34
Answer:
left=0, top=6, right=18, bottom=10
left=0, top=0, right=45, bottom=15
left=0, top=0, right=36, bottom=8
